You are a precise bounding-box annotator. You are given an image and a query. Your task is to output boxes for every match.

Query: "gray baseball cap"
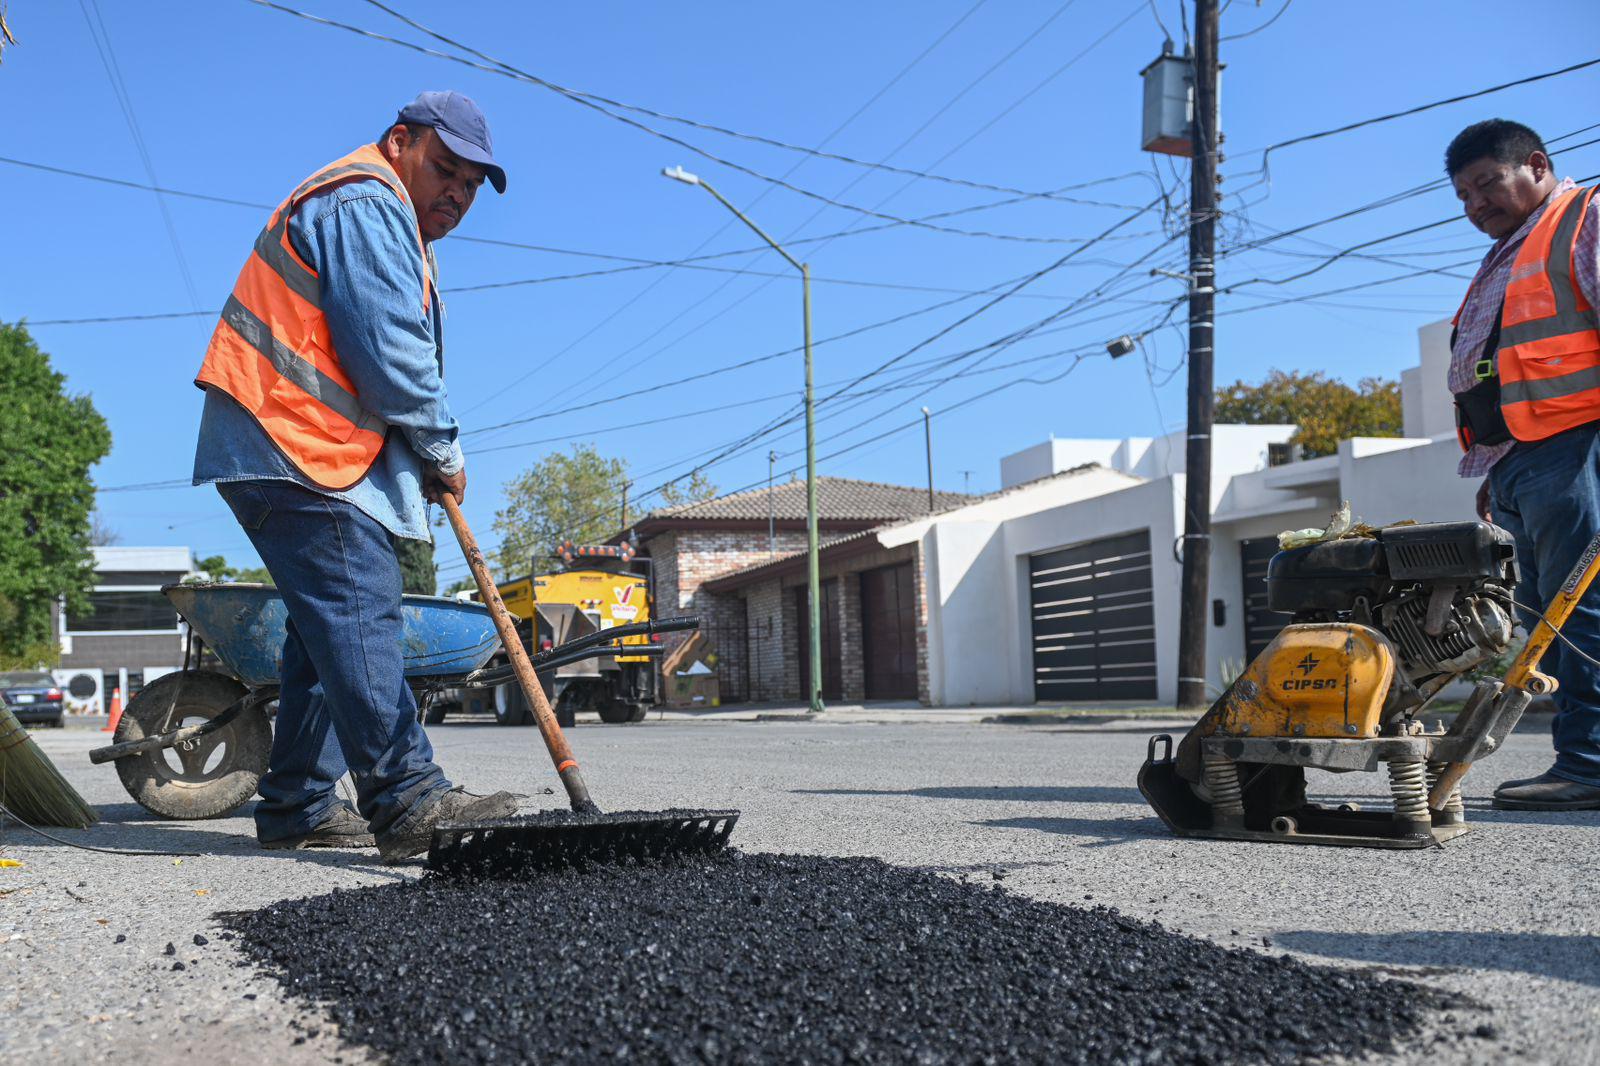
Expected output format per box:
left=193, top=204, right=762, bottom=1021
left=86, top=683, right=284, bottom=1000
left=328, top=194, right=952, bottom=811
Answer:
left=395, top=90, right=506, bottom=194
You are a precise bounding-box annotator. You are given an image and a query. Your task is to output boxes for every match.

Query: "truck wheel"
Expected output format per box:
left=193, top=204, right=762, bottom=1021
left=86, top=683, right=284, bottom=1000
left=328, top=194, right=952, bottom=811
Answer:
left=598, top=701, right=647, bottom=725
left=555, top=688, right=579, bottom=729
left=494, top=683, right=530, bottom=726
left=113, top=671, right=271, bottom=820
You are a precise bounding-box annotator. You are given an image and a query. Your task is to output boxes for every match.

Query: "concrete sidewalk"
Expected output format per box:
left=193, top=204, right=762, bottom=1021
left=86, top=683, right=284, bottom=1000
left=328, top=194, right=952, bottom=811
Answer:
left=648, top=700, right=1197, bottom=729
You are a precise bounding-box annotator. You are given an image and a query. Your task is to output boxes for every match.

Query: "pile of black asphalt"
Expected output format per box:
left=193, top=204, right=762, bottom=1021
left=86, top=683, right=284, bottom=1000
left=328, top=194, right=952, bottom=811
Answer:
left=226, top=851, right=1453, bottom=1065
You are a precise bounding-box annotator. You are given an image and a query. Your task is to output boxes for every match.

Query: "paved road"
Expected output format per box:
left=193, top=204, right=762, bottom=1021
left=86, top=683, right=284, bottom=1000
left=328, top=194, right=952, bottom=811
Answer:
left=5, top=718, right=1597, bottom=1064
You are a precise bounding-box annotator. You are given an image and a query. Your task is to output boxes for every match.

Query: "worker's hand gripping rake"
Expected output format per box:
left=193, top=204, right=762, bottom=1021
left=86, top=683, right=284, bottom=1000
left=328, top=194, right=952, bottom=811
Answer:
left=430, top=494, right=737, bottom=877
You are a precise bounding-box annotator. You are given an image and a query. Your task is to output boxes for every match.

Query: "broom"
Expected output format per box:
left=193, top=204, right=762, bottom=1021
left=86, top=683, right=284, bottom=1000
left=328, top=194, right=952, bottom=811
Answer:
left=0, top=700, right=98, bottom=829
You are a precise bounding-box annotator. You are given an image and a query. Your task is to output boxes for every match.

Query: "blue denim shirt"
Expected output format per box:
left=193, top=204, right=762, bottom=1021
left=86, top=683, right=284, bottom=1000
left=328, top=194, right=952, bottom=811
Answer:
left=192, top=179, right=463, bottom=541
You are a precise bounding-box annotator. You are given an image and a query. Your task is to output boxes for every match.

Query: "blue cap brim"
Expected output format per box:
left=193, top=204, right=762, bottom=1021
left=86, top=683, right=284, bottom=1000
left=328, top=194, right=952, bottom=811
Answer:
left=434, top=126, right=506, bottom=194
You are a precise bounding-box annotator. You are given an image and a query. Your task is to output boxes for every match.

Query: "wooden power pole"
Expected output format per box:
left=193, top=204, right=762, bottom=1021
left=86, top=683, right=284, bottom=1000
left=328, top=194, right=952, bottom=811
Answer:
left=1176, top=0, right=1220, bottom=711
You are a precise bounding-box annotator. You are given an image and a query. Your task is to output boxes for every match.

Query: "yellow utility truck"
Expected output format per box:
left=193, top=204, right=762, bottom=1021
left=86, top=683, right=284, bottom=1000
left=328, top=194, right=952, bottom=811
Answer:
left=491, top=541, right=659, bottom=726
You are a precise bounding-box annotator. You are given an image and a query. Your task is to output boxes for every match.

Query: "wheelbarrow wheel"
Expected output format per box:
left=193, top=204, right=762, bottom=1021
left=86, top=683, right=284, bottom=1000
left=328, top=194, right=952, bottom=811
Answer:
left=114, top=671, right=272, bottom=820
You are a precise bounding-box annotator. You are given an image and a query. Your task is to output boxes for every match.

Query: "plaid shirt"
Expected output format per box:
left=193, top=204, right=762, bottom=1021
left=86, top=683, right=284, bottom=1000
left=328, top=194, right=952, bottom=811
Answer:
left=1450, top=178, right=1600, bottom=477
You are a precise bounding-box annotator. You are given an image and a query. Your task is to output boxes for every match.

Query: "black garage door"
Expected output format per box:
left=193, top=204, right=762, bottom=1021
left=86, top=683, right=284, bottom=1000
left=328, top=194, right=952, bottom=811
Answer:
left=1240, top=536, right=1289, bottom=662
left=1030, top=530, right=1157, bottom=702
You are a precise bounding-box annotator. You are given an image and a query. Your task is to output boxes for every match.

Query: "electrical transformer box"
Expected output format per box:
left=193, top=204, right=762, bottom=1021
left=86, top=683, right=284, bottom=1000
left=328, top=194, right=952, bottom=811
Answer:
left=1140, top=49, right=1193, bottom=156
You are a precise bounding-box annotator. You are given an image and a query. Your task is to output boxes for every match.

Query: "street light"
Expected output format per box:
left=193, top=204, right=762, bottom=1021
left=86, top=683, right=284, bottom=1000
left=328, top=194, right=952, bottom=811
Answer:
left=661, top=165, right=824, bottom=715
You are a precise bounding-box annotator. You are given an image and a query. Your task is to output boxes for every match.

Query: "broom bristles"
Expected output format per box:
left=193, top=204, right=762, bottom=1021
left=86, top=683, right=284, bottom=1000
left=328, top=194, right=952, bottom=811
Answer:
left=0, top=702, right=97, bottom=829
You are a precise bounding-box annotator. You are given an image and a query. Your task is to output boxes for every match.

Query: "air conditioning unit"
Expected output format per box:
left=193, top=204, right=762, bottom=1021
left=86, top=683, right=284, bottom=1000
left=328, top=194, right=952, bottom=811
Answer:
left=52, top=669, right=104, bottom=717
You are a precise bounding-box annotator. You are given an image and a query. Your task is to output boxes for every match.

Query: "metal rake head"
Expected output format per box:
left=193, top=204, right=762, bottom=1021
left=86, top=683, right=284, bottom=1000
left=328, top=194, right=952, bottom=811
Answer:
left=427, top=808, right=740, bottom=878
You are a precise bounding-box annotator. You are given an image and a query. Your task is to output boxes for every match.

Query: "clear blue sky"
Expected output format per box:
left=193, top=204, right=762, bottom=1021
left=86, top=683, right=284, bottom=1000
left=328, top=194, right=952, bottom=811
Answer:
left=4, top=0, right=1597, bottom=585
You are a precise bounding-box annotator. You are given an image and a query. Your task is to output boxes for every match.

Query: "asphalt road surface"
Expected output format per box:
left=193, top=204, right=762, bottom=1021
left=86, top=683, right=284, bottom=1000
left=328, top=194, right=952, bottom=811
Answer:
left=5, top=717, right=1597, bottom=1064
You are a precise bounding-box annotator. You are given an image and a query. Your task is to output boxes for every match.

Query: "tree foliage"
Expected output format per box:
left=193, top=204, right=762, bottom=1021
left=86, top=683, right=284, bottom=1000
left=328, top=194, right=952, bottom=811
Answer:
left=1214, top=370, right=1402, bottom=458
left=657, top=469, right=718, bottom=509
left=190, top=553, right=273, bottom=585
left=0, top=322, right=112, bottom=664
left=395, top=536, right=437, bottom=595
left=493, top=444, right=628, bottom=576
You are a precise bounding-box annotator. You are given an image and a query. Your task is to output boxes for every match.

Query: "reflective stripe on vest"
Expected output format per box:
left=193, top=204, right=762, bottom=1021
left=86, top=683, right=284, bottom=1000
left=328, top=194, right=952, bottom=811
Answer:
left=194, top=145, right=436, bottom=490
left=1496, top=184, right=1600, bottom=443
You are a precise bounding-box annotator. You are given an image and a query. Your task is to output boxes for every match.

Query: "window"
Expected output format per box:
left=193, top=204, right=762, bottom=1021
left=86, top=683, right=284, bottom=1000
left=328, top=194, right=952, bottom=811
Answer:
left=66, top=590, right=178, bottom=633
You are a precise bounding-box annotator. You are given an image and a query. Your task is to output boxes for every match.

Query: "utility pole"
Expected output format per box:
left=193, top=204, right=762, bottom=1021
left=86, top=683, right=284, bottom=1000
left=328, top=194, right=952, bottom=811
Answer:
left=619, top=480, right=630, bottom=531
left=921, top=407, right=935, bottom=512
left=1175, top=0, right=1219, bottom=711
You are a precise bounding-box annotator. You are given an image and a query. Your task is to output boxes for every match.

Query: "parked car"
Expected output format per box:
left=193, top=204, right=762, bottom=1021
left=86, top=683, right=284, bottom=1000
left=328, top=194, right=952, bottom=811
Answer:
left=0, top=671, right=66, bottom=728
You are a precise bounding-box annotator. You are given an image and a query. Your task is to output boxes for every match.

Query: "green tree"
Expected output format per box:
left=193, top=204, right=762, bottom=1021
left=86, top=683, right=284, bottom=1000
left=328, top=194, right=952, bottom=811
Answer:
left=0, top=322, right=112, bottom=665
left=1214, top=370, right=1402, bottom=459
left=188, top=553, right=273, bottom=585
left=657, top=469, right=717, bottom=509
left=395, top=536, right=437, bottom=595
left=492, top=444, right=627, bottom=576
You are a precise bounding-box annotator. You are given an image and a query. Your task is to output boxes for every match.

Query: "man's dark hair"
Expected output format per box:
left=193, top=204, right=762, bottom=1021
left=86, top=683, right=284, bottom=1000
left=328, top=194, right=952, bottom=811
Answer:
left=1445, top=119, right=1547, bottom=177
left=377, top=121, right=430, bottom=147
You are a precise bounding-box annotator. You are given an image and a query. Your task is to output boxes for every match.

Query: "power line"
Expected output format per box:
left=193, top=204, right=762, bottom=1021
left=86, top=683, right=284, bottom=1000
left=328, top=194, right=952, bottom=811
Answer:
left=244, top=0, right=1136, bottom=245
left=481, top=1, right=1149, bottom=432
left=1219, top=0, right=1292, bottom=41
left=354, top=0, right=1146, bottom=210
left=78, top=0, right=203, bottom=312
left=1244, top=55, right=1600, bottom=167
left=453, top=0, right=1007, bottom=421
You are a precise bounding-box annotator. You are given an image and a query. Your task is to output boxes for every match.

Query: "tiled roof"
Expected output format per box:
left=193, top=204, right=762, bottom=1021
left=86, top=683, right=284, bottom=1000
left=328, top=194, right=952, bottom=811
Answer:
left=698, top=463, right=1115, bottom=590
left=643, top=475, right=971, bottom=523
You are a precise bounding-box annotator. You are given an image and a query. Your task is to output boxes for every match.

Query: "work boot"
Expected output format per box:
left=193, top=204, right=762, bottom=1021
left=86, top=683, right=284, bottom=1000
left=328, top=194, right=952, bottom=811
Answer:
left=1492, top=772, right=1600, bottom=811
left=259, top=802, right=375, bottom=850
left=377, top=787, right=519, bottom=864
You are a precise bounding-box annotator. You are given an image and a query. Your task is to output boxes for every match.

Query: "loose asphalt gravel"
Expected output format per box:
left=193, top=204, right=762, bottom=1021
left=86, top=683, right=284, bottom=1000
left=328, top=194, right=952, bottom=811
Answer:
left=228, top=851, right=1452, bottom=1065
left=5, top=715, right=1599, bottom=1064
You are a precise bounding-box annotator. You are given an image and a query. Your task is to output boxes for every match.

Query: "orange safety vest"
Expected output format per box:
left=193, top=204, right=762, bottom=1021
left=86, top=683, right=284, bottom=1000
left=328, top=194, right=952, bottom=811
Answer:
left=195, top=145, right=437, bottom=490
left=1452, top=184, right=1600, bottom=451
left=1498, top=184, right=1600, bottom=441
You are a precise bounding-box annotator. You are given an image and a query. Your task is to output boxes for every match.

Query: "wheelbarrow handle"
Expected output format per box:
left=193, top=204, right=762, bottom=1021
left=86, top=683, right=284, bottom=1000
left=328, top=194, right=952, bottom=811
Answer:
left=440, top=493, right=599, bottom=814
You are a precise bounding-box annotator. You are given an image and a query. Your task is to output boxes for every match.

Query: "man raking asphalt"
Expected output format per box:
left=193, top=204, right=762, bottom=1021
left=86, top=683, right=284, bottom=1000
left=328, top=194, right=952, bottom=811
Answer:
left=191, top=92, right=518, bottom=861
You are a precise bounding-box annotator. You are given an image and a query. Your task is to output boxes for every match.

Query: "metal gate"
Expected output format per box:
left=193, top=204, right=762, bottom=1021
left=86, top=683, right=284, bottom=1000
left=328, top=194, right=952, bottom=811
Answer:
left=1030, top=530, right=1157, bottom=702
left=697, top=600, right=750, bottom=704
left=1240, top=536, right=1288, bottom=662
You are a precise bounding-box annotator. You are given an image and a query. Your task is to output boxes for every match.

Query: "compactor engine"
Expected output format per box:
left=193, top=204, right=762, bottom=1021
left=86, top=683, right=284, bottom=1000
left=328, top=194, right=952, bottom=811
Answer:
left=1139, top=520, right=1578, bottom=848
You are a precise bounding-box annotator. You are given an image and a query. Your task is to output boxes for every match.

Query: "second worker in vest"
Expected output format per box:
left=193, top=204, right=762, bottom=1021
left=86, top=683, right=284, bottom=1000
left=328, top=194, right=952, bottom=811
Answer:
left=192, top=92, right=519, bottom=860
left=1448, top=119, right=1600, bottom=811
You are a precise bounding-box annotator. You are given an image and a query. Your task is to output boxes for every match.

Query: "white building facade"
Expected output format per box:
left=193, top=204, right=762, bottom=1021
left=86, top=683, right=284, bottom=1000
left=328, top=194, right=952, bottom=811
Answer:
left=896, top=321, right=1478, bottom=705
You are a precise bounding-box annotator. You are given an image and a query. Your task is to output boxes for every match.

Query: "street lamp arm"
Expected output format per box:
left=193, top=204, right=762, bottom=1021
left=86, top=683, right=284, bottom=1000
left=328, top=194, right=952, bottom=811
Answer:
left=689, top=175, right=805, bottom=274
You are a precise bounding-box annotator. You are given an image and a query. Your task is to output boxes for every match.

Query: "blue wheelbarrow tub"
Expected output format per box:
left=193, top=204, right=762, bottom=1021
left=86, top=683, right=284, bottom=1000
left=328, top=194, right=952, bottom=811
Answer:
left=163, top=583, right=501, bottom=688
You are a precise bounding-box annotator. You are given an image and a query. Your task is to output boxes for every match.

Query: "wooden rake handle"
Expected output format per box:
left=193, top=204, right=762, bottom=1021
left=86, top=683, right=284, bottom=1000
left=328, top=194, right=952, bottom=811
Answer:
left=440, top=493, right=599, bottom=814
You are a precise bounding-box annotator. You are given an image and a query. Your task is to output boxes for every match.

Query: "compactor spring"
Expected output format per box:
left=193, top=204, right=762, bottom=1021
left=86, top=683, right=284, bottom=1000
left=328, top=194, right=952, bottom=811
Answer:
left=1202, top=754, right=1245, bottom=816
left=1388, top=758, right=1430, bottom=822
left=1427, top=760, right=1465, bottom=816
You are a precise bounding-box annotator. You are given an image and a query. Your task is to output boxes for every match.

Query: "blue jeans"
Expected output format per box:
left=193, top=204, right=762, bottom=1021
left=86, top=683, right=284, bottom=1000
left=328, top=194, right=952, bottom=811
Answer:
left=217, top=479, right=449, bottom=840
left=1490, top=423, right=1600, bottom=787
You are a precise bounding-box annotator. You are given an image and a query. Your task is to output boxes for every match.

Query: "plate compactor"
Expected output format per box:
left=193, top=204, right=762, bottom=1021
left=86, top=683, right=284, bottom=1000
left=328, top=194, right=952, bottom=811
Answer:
left=1141, top=520, right=1600, bottom=848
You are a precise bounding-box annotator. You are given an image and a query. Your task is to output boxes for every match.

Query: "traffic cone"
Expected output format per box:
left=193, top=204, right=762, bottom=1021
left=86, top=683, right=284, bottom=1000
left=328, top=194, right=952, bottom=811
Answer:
left=102, top=687, right=123, bottom=734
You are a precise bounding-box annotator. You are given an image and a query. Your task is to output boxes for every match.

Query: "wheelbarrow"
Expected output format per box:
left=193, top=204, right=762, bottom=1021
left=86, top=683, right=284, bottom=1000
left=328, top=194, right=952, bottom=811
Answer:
left=89, top=583, right=697, bottom=820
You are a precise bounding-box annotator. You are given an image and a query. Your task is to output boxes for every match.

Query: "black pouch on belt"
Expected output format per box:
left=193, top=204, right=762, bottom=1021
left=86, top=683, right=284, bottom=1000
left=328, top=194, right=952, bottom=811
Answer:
left=1453, top=304, right=1513, bottom=450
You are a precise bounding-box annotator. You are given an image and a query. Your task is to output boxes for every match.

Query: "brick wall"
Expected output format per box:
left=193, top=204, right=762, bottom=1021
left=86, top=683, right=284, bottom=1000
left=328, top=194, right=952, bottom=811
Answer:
left=646, top=526, right=932, bottom=705
left=647, top=527, right=809, bottom=703
left=744, top=580, right=786, bottom=701
left=838, top=572, right=864, bottom=701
